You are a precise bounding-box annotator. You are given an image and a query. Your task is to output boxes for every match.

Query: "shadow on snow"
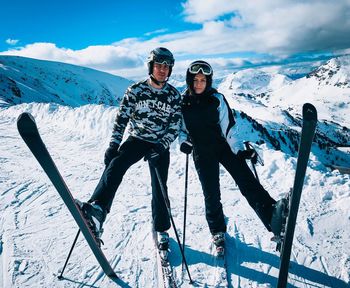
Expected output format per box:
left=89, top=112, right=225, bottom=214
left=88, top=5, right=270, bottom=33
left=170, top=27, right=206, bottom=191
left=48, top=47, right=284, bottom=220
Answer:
left=171, top=235, right=348, bottom=287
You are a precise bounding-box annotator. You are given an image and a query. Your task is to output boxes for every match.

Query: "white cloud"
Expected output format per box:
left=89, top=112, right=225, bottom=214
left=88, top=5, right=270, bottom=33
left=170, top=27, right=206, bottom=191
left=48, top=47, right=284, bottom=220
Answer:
left=144, top=29, right=169, bottom=37
left=182, top=0, right=237, bottom=23
left=5, top=38, right=19, bottom=45
left=181, top=0, right=350, bottom=54
left=0, top=42, right=144, bottom=78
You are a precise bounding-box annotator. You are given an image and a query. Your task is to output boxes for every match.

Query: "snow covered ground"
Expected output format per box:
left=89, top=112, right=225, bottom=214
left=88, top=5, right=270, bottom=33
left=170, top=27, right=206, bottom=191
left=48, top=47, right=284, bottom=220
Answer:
left=1, top=103, right=349, bottom=287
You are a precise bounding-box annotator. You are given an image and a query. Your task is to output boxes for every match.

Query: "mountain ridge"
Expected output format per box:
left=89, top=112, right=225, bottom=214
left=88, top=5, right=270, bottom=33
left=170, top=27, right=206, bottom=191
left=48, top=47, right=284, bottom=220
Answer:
left=0, top=55, right=132, bottom=107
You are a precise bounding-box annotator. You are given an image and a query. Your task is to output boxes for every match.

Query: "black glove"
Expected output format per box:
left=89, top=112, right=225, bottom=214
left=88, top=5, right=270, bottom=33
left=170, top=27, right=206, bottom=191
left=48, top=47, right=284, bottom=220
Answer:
left=104, top=142, right=120, bottom=166
left=153, top=143, right=166, bottom=155
left=180, top=141, right=193, bottom=154
left=144, top=143, right=167, bottom=167
left=237, top=149, right=257, bottom=164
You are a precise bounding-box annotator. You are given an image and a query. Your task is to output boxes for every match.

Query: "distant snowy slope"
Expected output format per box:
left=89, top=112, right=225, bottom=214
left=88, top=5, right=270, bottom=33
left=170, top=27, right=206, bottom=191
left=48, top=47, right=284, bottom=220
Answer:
left=267, top=56, right=350, bottom=127
left=217, top=55, right=350, bottom=127
left=0, top=55, right=133, bottom=107
left=220, top=68, right=293, bottom=98
left=216, top=56, right=350, bottom=168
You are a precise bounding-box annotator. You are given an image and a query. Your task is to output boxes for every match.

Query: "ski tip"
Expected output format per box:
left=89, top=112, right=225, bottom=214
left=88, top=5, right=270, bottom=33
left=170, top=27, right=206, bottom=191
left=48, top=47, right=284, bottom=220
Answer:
left=17, top=112, right=38, bottom=135
left=302, top=103, right=317, bottom=121
left=17, top=112, right=35, bottom=124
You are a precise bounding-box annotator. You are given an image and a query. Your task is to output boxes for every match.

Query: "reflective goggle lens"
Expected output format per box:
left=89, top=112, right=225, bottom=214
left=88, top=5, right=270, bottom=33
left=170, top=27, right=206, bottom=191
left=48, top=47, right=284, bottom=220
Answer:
left=189, top=63, right=212, bottom=75
left=154, top=57, right=174, bottom=67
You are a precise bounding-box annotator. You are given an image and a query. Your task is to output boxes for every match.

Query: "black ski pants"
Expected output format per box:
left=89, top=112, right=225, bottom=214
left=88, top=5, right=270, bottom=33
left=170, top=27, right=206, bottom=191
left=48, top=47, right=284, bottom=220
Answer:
left=193, top=141, right=275, bottom=235
left=90, top=136, right=171, bottom=232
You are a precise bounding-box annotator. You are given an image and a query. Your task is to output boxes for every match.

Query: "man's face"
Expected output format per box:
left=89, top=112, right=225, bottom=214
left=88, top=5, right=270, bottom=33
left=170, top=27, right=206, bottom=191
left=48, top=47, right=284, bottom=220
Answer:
left=153, top=63, right=170, bottom=82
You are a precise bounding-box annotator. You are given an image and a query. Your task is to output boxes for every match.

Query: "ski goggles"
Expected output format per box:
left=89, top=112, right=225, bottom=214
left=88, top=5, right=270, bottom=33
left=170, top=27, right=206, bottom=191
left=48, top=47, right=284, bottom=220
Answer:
left=154, top=57, right=174, bottom=67
left=188, top=62, right=212, bottom=75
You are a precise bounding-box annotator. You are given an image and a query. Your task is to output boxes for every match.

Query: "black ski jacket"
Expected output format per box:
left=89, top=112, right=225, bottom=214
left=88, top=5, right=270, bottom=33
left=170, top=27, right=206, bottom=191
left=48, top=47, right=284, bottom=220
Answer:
left=179, top=88, right=238, bottom=153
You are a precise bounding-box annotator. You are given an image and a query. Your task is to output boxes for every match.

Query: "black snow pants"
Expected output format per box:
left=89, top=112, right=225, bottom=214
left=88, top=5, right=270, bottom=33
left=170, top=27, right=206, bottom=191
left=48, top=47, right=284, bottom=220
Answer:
left=90, top=136, right=171, bottom=232
left=193, top=141, right=276, bottom=235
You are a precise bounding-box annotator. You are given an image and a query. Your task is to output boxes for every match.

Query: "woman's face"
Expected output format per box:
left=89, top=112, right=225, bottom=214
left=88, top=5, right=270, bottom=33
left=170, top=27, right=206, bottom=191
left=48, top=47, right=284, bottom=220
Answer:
left=193, top=73, right=207, bottom=94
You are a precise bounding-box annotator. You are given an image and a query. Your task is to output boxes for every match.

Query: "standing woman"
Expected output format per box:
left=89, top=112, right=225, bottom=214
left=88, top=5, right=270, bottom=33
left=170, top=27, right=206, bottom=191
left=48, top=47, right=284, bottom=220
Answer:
left=179, top=60, right=283, bottom=256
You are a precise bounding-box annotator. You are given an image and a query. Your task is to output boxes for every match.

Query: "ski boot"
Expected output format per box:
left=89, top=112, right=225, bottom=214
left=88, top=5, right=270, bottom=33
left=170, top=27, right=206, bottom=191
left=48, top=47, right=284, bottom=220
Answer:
left=212, top=232, right=225, bottom=257
left=76, top=200, right=106, bottom=247
left=157, top=231, right=170, bottom=260
left=270, top=196, right=289, bottom=251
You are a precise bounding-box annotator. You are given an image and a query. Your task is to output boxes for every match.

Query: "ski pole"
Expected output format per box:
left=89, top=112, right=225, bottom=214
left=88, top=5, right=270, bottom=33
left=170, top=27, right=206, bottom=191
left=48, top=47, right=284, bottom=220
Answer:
left=154, top=166, right=193, bottom=284
left=182, top=154, right=189, bottom=270
left=58, top=229, right=81, bottom=279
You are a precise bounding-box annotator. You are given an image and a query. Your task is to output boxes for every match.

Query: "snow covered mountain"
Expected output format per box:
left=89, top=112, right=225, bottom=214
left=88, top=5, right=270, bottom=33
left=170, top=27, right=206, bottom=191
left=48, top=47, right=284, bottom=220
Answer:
left=218, top=56, right=350, bottom=126
left=0, top=55, right=349, bottom=287
left=0, top=56, right=132, bottom=107
left=266, top=56, right=350, bottom=128
left=217, top=56, right=350, bottom=168
left=219, top=68, right=293, bottom=98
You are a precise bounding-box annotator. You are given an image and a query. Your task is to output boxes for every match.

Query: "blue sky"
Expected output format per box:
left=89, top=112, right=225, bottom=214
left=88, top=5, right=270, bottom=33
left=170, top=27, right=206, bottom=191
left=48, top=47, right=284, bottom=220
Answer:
left=1, top=0, right=350, bottom=80
left=1, top=0, right=194, bottom=50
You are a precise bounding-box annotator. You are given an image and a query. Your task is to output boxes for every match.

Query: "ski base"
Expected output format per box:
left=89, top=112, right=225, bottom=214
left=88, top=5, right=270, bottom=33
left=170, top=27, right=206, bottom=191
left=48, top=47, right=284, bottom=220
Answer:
left=17, top=112, right=121, bottom=282
left=153, top=230, right=178, bottom=288
left=276, top=103, right=317, bottom=288
left=211, top=243, right=228, bottom=287
left=159, top=256, right=177, bottom=288
left=196, top=239, right=228, bottom=287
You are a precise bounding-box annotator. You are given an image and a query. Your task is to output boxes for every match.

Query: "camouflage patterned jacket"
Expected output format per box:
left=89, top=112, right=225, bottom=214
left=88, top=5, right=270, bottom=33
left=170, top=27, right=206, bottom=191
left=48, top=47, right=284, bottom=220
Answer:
left=110, top=79, right=182, bottom=149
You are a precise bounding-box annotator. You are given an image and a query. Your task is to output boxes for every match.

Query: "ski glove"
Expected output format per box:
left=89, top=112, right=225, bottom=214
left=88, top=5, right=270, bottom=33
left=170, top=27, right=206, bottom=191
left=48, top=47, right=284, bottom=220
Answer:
left=104, top=142, right=120, bottom=166
left=144, top=143, right=167, bottom=167
left=237, top=149, right=257, bottom=164
left=180, top=141, right=193, bottom=154
left=153, top=143, right=167, bottom=155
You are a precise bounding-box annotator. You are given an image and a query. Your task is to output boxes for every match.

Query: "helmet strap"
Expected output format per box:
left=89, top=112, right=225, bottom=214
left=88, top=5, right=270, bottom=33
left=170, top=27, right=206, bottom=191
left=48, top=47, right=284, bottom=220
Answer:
left=150, top=74, right=168, bottom=86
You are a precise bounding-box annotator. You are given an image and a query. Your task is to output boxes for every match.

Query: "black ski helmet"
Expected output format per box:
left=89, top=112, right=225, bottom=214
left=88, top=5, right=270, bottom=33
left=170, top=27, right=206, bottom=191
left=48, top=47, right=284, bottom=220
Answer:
left=186, top=60, right=213, bottom=94
left=147, top=47, right=175, bottom=77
